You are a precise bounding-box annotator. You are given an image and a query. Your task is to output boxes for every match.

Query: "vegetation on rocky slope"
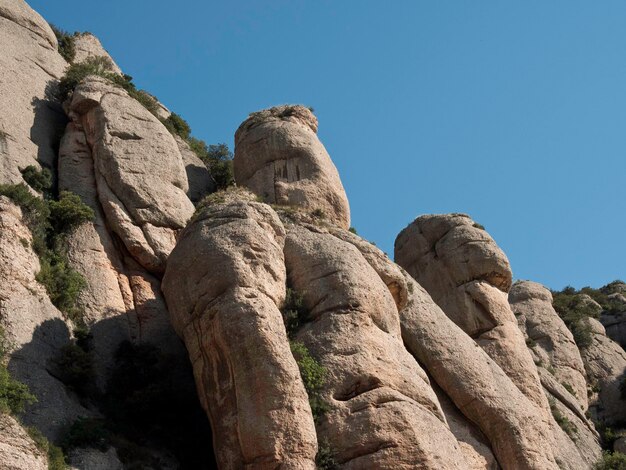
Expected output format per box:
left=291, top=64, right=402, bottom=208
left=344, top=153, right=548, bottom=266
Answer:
left=0, top=170, right=94, bottom=322
left=552, top=281, right=625, bottom=348
left=49, top=24, right=76, bottom=63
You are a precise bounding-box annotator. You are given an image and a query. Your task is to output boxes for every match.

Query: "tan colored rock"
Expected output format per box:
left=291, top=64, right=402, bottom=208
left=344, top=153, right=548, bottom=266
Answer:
left=72, top=33, right=122, bottom=74
left=163, top=196, right=317, bottom=470
left=174, top=135, right=215, bottom=203
left=0, top=414, right=47, bottom=470
left=284, top=223, right=468, bottom=469
left=65, top=76, right=194, bottom=273
left=0, top=0, right=67, bottom=185
left=395, top=214, right=549, bottom=413
left=0, top=197, right=92, bottom=440
left=600, top=282, right=626, bottom=348
left=59, top=119, right=182, bottom=388
left=398, top=272, right=559, bottom=469
left=234, top=105, right=350, bottom=229
left=581, top=317, right=626, bottom=425
left=510, top=280, right=589, bottom=410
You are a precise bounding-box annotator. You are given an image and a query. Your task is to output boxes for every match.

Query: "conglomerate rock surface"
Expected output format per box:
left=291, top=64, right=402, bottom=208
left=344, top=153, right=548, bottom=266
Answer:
left=234, top=105, right=350, bottom=229
left=0, top=1, right=623, bottom=468
left=0, top=0, right=67, bottom=185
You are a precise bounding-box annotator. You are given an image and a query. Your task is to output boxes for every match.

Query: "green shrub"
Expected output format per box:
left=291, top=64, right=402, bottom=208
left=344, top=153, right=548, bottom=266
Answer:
left=290, top=341, right=329, bottom=422
left=281, top=288, right=309, bottom=337
left=58, top=58, right=161, bottom=116
left=473, top=222, right=485, bottom=230
left=21, top=166, right=52, bottom=193
left=0, top=365, right=37, bottom=415
left=196, top=141, right=235, bottom=190
left=0, top=183, right=50, bottom=253
left=562, top=382, right=577, bottom=397
left=549, top=398, right=577, bottom=438
left=316, top=438, right=339, bottom=469
left=27, top=426, right=67, bottom=470
left=348, top=227, right=358, bottom=235
left=49, top=24, right=76, bottom=63
left=62, top=417, right=110, bottom=452
left=36, top=253, right=87, bottom=322
left=161, top=113, right=191, bottom=140
left=525, top=337, right=537, bottom=348
left=102, top=341, right=214, bottom=468
left=51, top=338, right=94, bottom=396
left=552, top=287, right=604, bottom=349
left=600, top=427, right=626, bottom=450
left=0, top=325, right=36, bottom=415
left=48, top=192, right=95, bottom=234
left=58, top=56, right=117, bottom=101
left=594, top=451, right=626, bottom=470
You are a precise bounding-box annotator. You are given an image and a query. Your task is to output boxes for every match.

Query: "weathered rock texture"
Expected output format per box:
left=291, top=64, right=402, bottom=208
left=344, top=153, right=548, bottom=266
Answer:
left=509, top=282, right=602, bottom=467
left=581, top=317, right=626, bottom=425
left=163, top=192, right=318, bottom=470
left=284, top=223, right=468, bottom=469
left=64, top=76, right=194, bottom=273
left=174, top=135, right=215, bottom=203
left=71, top=32, right=122, bottom=74
left=599, top=282, right=626, bottom=349
left=0, top=197, right=91, bottom=440
left=0, top=414, right=47, bottom=470
left=234, top=105, right=350, bottom=229
left=398, top=271, right=559, bottom=469
left=510, top=281, right=589, bottom=410
left=0, top=0, right=67, bottom=185
left=395, top=214, right=548, bottom=413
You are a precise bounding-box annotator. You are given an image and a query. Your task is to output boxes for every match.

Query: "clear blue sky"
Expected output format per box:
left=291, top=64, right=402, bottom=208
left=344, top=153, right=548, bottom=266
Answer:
left=31, top=0, right=625, bottom=290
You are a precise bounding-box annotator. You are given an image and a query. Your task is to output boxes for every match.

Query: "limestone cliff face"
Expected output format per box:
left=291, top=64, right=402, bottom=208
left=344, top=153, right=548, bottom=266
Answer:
left=0, top=1, right=623, bottom=469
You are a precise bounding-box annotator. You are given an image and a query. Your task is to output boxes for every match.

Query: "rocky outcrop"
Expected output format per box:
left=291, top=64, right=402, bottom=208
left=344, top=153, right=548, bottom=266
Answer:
left=234, top=105, right=350, bottom=229
left=174, top=135, right=215, bottom=203
left=510, top=280, right=589, bottom=410
left=58, top=120, right=182, bottom=383
left=581, top=317, right=626, bottom=425
left=0, top=197, right=91, bottom=440
left=283, top=223, right=468, bottom=469
left=395, top=214, right=549, bottom=413
left=600, top=282, right=626, bottom=348
left=0, top=414, right=47, bottom=470
left=163, top=192, right=318, bottom=470
left=63, top=76, right=194, bottom=273
left=0, top=0, right=67, bottom=185
left=71, top=33, right=121, bottom=74
left=398, top=271, right=559, bottom=469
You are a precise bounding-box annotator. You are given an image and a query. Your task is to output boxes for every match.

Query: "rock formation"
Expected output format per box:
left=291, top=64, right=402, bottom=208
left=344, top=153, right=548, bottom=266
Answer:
left=581, top=317, right=626, bottom=425
left=510, top=281, right=589, bottom=409
left=0, top=1, right=623, bottom=468
left=234, top=105, right=350, bottom=229
left=0, top=0, right=67, bottom=186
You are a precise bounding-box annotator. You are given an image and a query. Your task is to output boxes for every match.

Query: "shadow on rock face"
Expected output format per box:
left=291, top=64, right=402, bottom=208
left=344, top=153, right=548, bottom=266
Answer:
left=30, top=92, right=67, bottom=172
left=9, top=316, right=217, bottom=469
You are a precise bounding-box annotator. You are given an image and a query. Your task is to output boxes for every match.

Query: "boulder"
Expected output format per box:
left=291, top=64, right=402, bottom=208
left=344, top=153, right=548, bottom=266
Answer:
left=0, top=0, right=67, bottom=185
left=234, top=105, right=350, bottom=229
left=64, top=76, right=194, bottom=273
left=163, top=195, right=318, bottom=470
left=72, top=32, right=122, bottom=74
left=581, top=317, right=626, bottom=425
left=509, top=280, right=588, bottom=410
left=395, top=214, right=548, bottom=413
left=284, top=223, right=468, bottom=469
